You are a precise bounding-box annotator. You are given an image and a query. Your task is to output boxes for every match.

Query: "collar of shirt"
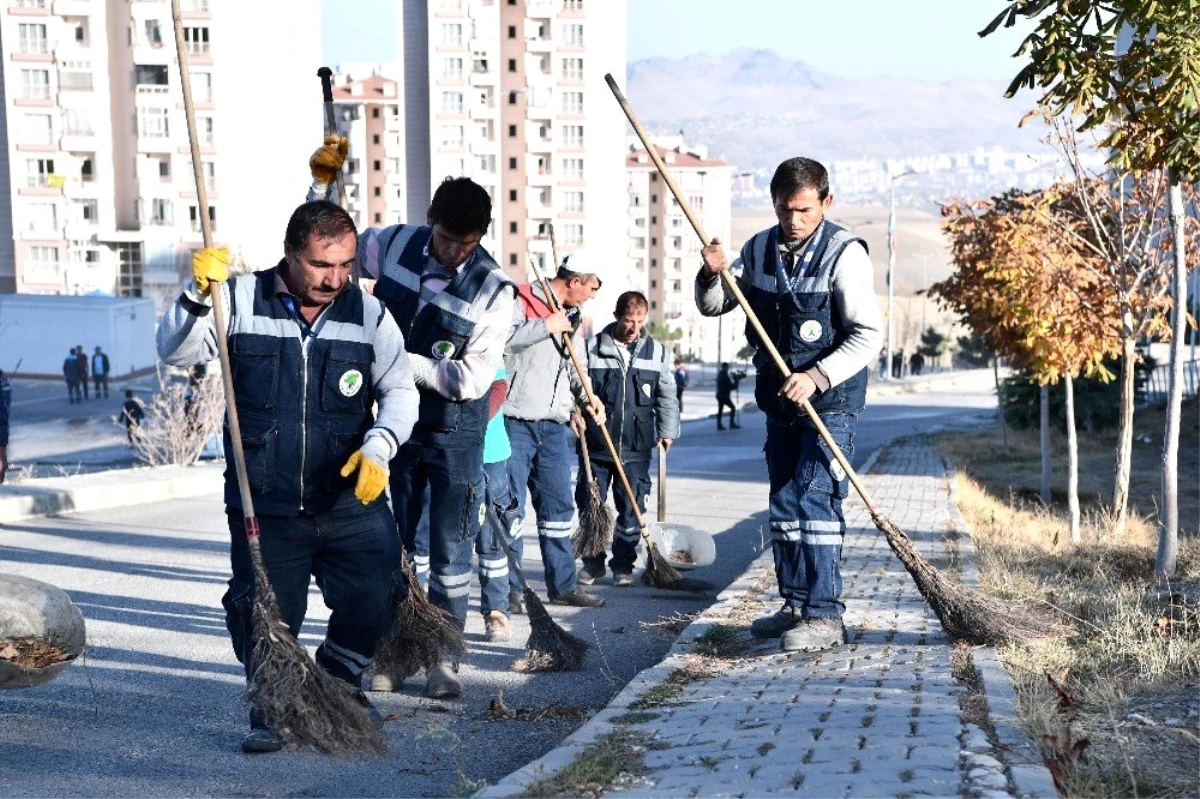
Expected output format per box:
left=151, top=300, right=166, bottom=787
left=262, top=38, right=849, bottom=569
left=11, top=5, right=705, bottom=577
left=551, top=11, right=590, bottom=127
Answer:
left=273, top=269, right=325, bottom=338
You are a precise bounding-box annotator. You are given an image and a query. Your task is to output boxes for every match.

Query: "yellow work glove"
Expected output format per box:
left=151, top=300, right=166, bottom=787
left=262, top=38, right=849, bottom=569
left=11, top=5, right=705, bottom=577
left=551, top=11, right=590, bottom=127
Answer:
left=340, top=450, right=388, bottom=505
left=192, top=246, right=232, bottom=297
left=310, top=135, right=349, bottom=184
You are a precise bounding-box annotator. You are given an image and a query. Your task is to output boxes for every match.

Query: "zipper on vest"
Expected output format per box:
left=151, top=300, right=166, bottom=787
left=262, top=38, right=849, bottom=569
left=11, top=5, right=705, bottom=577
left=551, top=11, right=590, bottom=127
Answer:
left=299, top=341, right=309, bottom=511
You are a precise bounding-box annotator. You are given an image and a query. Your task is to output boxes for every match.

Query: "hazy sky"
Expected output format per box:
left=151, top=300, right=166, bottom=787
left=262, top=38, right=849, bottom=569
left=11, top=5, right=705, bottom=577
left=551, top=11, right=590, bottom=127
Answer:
left=322, top=0, right=1033, bottom=84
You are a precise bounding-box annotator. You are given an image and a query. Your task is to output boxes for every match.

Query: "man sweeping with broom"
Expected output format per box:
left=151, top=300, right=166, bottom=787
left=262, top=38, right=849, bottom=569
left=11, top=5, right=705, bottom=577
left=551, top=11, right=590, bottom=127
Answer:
left=572, top=290, right=679, bottom=587
left=157, top=200, right=420, bottom=752
left=696, top=157, right=884, bottom=653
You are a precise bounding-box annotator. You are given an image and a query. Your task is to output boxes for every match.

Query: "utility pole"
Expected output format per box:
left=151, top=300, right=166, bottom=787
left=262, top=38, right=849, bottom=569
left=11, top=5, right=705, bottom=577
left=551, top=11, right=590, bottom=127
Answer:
left=885, top=169, right=917, bottom=380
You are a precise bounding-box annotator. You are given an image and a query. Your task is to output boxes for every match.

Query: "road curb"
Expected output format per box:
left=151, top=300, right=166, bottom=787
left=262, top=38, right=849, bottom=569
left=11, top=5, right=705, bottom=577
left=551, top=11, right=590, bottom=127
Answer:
left=0, top=463, right=224, bottom=524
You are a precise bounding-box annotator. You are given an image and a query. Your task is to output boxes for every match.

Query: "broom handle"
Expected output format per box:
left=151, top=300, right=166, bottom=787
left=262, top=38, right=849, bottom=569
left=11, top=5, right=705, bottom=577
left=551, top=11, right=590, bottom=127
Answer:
left=604, top=73, right=880, bottom=515
left=172, top=1, right=259, bottom=529
left=527, top=258, right=653, bottom=534
left=657, top=441, right=667, bottom=522
left=579, top=433, right=596, bottom=483
left=317, top=67, right=356, bottom=285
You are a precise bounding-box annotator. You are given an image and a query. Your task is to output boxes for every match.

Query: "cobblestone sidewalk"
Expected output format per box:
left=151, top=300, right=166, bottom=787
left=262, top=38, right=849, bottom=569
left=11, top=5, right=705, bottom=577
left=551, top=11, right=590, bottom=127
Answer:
left=478, top=438, right=1057, bottom=799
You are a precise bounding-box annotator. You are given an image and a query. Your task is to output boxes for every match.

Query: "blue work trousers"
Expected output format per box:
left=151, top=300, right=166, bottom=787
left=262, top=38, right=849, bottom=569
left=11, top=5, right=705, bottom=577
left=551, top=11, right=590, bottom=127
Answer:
left=222, top=494, right=399, bottom=687
left=390, top=439, right=485, bottom=632
left=765, top=414, right=856, bottom=620
left=576, top=456, right=650, bottom=575
left=504, top=418, right=579, bottom=600
left=479, top=459, right=516, bottom=615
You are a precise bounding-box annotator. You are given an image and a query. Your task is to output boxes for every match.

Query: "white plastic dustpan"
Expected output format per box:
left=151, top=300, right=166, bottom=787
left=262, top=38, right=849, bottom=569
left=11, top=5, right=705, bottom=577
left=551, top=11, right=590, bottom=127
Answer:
left=650, top=443, right=716, bottom=570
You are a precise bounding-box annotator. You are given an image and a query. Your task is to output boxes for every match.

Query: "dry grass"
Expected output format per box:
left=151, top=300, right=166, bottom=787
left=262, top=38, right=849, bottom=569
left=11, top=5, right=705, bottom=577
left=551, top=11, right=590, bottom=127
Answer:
left=126, top=363, right=225, bottom=467
left=934, top=409, right=1200, bottom=798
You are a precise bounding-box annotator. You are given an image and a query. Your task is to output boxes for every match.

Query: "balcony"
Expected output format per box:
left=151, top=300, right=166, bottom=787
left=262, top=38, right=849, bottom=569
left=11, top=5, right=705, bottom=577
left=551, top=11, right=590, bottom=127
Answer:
left=51, top=0, right=90, bottom=15
left=136, top=85, right=170, bottom=97
left=58, top=71, right=93, bottom=91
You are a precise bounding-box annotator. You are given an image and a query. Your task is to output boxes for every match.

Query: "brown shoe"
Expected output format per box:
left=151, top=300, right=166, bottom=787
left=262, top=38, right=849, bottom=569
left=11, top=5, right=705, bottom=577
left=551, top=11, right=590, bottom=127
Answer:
left=550, top=588, right=606, bottom=608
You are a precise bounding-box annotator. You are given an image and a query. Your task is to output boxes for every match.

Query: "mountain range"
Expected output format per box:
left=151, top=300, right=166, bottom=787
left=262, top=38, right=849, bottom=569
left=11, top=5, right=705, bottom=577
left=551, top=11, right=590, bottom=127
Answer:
left=625, top=49, right=1047, bottom=174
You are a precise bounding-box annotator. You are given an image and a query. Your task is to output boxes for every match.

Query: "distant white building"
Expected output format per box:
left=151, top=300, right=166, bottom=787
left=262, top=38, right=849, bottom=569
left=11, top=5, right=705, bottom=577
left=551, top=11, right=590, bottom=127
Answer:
left=0, top=0, right=322, bottom=307
left=626, top=135, right=740, bottom=363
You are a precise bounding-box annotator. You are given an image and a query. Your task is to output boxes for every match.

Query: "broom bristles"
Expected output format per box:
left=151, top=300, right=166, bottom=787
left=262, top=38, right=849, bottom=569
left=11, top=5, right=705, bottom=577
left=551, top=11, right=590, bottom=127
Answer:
left=371, top=568, right=466, bottom=682
left=871, top=511, right=1065, bottom=646
left=641, top=542, right=713, bottom=593
left=518, top=588, right=589, bottom=672
left=246, top=545, right=387, bottom=755
left=573, top=481, right=614, bottom=559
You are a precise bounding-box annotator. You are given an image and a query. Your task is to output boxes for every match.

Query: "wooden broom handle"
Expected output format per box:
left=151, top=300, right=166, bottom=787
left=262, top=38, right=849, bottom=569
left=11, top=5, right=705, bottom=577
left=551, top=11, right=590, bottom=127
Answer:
left=604, top=73, right=880, bottom=514
left=527, top=258, right=652, bottom=532
left=172, top=0, right=257, bottom=520
left=657, top=441, right=667, bottom=522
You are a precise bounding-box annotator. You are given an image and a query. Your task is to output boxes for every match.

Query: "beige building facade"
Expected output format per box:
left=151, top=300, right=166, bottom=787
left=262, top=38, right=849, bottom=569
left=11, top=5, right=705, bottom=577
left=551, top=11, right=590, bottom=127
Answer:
left=0, top=0, right=321, bottom=304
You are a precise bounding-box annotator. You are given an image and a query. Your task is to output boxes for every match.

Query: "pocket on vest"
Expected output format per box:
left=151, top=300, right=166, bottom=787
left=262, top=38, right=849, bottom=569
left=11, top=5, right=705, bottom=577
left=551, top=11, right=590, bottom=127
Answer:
left=321, top=352, right=371, bottom=414
left=239, top=419, right=278, bottom=495
left=229, top=336, right=280, bottom=411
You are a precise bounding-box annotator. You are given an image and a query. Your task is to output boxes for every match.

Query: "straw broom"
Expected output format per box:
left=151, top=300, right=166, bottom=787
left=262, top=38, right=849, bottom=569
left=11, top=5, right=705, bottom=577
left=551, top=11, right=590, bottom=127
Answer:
left=605, top=73, right=1058, bottom=646
left=170, top=1, right=384, bottom=754
left=526, top=259, right=708, bottom=593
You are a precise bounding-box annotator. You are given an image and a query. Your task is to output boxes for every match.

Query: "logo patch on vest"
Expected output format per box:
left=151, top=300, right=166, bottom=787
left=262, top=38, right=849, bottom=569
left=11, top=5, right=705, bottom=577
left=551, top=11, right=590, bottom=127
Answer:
left=431, top=340, right=455, bottom=360
left=641, top=382, right=653, bottom=398
left=799, top=320, right=823, bottom=343
left=338, top=369, right=364, bottom=397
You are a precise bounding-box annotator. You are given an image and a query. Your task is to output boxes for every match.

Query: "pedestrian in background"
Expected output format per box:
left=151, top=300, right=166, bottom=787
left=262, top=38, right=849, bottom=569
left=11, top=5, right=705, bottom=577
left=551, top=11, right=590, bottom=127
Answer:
left=673, top=360, right=689, bottom=412
left=62, top=349, right=82, bottom=404
left=574, top=291, right=679, bottom=586
left=120, top=389, right=144, bottom=442
left=92, top=346, right=111, bottom=398
left=75, top=346, right=90, bottom=400
left=697, top=156, right=884, bottom=652
left=715, top=362, right=743, bottom=430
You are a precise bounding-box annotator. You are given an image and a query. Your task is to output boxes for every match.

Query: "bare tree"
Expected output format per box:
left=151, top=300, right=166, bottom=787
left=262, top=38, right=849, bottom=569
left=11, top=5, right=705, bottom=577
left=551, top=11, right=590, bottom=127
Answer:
left=124, top=363, right=224, bottom=466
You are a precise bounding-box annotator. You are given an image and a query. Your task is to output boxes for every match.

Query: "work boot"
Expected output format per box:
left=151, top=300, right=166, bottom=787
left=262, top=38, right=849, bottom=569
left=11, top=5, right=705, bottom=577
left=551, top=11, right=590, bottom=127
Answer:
left=550, top=588, right=606, bottom=608
left=577, top=564, right=605, bottom=585
left=351, top=688, right=386, bottom=728
left=507, top=590, right=526, bottom=616
left=241, top=726, right=284, bottom=754
left=426, top=661, right=461, bottom=699
left=613, top=571, right=634, bottom=587
left=484, top=611, right=512, bottom=643
left=749, top=604, right=802, bottom=639
left=780, top=617, right=846, bottom=652
left=366, top=670, right=402, bottom=693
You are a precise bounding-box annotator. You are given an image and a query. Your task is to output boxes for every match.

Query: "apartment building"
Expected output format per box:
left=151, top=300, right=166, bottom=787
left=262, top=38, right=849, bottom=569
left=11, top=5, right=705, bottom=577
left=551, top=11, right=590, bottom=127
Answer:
left=387, top=0, right=627, bottom=310
left=626, top=136, right=740, bottom=363
left=0, top=0, right=320, bottom=304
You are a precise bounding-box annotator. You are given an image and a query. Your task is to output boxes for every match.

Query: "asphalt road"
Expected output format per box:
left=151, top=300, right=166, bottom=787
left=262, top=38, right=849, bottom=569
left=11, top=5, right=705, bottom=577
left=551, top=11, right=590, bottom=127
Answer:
left=0, top=382, right=997, bottom=797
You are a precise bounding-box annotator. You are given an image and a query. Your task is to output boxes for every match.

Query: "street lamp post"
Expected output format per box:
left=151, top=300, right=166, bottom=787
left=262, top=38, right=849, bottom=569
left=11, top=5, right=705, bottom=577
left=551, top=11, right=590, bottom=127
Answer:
left=885, top=169, right=917, bottom=380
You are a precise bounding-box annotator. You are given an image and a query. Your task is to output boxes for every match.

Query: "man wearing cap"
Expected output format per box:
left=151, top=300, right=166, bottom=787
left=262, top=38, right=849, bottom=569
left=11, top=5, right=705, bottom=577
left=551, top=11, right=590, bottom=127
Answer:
left=501, top=250, right=607, bottom=611
left=696, top=157, right=884, bottom=653
left=308, top=137, right=516, bottom=699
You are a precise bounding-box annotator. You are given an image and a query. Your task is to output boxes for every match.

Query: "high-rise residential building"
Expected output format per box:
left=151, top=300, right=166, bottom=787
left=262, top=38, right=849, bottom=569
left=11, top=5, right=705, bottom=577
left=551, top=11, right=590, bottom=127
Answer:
left=626, top=135, right=741, bottom=363
left=390, top=0, right=627, bottom=304
left=0, top=0, right=320, bottom=305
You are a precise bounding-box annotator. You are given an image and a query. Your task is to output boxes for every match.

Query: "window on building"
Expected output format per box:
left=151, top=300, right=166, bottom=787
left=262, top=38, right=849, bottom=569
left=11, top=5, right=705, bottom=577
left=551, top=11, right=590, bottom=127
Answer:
left=443, top=57, right=463, bottom=79
left=198, top=116, right=214, bottom=145
left=371, top=107, right=380, bottom=119
left=79, top=156, right=94, bottom=182
left=18, top=23, right=47, bottom=54
left=507, top=25, right=516, bottom=38
left=508, top=189, right=517, bottom=202
left=477, top=154, right=495, bottom=171
left=509, top=221, right=517, bottom=234
left=373, top=159, right=381, bottom=171
left=650, top=279, right=657, bottom=288
left=137, top=107, right=169, bottom=138
left=190, top=71, right=212, bottom=102
left=472, top=51, right=489, bottom=73
left=61, top=109, right=91, bottom=136
left=151, top=199, right=173, bottom=225
left=72, top=19, right=87, bottom=44
left=440, top=125, right=463, bottom=146
left=562, top=57, right=583, bottom=80
left=373, top=133, right=381, bottom=144
left=535, top=156, right=550, bottom=175
left=508, top=124, right=517, bottom=138
left=563, top=23, right=584, bottom=45
left=632, top=237, right=646, bottom=249
left=183, top=26, right=210, bottom=55
left=507, top=58, right=517, bottom=72
left=158, top=157, right=170, bottom=180
left=375, top=213, right=382, bottom=223
left=60, top=60, right=93, bottom=90
left=561, top=125, right=583, bottom=148
left=144, top=20, right=164, bottom=47
left=564, top=0, right=584, bottom=9
left=561, top=91, right=583, bottom=114
left=189, top=204, right=216, bottom=232
left=561, top=223, right=583, bottom=245
left=24, top=113, right=53, bottom=144
left=651, top=258, right=658, bottom=267
left=442, top=23, right=462, bottom=46
left=563, top=191, right=584, bottom=213
left=26, top=158, right=54, bottom=188
left=374, top=186, right=381, bottom=197
left=25, top=202, right=57, bottom=233
left=27, top=246, right=60, bottom=280
left=651, top=215, right=658, bottom=224
left=651, top=237, right=657, bottom=246
left=509, top=253, right=518, bottom=266
left=21, top=69, right=50, bottom=100
left=442, top=91, right=463, bottom=113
